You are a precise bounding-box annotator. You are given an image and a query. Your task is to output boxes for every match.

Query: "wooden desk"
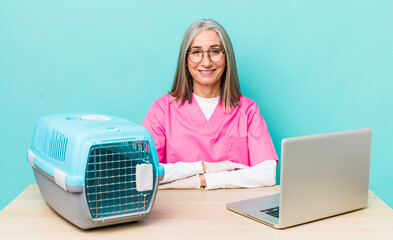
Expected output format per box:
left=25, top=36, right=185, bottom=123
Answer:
left=1, top=185, right=393, bottom=239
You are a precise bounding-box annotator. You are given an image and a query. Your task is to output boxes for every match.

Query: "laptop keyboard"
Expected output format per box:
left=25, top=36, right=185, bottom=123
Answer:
left=260, top=207, right=279, bottom=218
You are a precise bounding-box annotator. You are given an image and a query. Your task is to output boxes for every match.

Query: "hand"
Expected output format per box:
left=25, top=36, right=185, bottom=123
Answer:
left=199, top=174, right=206, bottom=188
left=159, top=175, right=202, bottom=189
left=203, top=161, right=249, bottom=173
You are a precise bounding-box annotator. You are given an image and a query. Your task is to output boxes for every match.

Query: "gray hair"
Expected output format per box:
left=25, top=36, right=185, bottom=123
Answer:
left=169, top=19, right=241, bottom=112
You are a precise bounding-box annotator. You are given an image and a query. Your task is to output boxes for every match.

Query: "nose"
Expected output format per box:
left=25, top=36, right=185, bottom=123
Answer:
left=200, top=52, right=212, bottom=67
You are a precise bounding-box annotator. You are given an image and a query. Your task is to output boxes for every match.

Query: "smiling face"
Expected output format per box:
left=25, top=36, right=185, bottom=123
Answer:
left=187, top=30, right=226, bottom=98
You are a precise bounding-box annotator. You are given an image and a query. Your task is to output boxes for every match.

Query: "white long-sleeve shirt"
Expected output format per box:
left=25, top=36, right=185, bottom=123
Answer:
left=160, top=160, right=277, bottom=190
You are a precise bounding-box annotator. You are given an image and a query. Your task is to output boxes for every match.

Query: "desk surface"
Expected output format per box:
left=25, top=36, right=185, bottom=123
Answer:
left=1, top=185, right=393, bottom=240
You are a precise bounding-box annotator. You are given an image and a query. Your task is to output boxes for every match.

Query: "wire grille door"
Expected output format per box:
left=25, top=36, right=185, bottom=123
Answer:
left=85, top=140, right=153, bottom=220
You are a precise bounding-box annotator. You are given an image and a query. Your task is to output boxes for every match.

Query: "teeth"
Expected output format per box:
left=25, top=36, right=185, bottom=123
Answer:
left=200, top=70, right=213, bottom=73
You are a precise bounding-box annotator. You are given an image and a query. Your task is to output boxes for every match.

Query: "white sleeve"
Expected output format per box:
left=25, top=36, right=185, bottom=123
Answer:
left=160, top=162, right=204, bottom=184
left=203, top=160, right=277, bottom=190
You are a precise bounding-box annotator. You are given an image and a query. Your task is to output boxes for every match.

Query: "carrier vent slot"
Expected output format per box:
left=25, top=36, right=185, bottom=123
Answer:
left=85, top=140, right=153, bottom=220
left=48, top=130, right=68, bottom=162
left=33, top=123, right=48, bottom=155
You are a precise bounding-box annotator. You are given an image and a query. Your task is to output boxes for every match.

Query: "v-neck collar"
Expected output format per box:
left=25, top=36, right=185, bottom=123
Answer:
left=184, top=94, right=225, bottom=136
left=193, top=94, right=220, bottom=121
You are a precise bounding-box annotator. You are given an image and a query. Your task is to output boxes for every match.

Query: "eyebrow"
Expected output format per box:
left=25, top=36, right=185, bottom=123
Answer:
left=189, top=44, right=222, bottom=49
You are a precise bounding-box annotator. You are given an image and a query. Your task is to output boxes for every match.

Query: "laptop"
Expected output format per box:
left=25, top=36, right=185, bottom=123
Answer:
left=226, top=128, right=372, bottom=229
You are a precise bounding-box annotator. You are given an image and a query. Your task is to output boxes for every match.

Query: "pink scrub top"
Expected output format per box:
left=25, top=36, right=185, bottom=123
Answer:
left=141, top=94, right=278, bottom=167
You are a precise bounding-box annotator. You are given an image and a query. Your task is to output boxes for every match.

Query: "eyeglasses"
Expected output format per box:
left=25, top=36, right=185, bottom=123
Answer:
left=187, top=47, right=225, bottom=63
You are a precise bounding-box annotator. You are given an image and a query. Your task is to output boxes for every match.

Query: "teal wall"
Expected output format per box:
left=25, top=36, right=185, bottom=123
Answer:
left=1, top=0, right=392, bottom=210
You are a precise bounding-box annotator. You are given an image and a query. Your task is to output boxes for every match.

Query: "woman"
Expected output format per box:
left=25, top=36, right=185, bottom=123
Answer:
left=141, top=19, right=278, bottom=190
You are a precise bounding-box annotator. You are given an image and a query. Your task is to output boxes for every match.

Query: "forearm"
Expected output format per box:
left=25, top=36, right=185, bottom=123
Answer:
left=203, top=160, right=277, bottom=190
left=160, top=162, right=204, bottom=183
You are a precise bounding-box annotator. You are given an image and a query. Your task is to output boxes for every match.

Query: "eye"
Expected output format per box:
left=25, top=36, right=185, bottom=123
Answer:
left=210, top=48, right=221, bottom=55
left=190, top=49, right=202, bottom=55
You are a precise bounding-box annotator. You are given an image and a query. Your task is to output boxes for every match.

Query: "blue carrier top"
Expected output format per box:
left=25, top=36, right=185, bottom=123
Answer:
left=27, top=113, right=164, bottom=190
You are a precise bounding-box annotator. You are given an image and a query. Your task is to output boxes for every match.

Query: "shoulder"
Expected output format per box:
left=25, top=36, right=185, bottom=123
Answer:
left=238, top=96, right=260, bottom=113
left=148, top=94, right=184, bottom=117
left=150, top=94, right=174, bottom=111
left=237, top=96, right=266, bottom=127
left=153, top=94, right=171, bottom=106
left=143, top=95, right=172, bottom=127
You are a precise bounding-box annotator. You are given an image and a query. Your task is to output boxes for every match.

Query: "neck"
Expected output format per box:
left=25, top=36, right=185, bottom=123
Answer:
left=193, top=81, right=221, bottom=98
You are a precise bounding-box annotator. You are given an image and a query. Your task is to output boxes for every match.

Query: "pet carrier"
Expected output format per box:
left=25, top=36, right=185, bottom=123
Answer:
left=27, top=113, right=164, bottom=229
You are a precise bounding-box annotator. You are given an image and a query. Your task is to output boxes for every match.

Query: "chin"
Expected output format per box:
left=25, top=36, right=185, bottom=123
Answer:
left=198, top=79, right=219, bottom=85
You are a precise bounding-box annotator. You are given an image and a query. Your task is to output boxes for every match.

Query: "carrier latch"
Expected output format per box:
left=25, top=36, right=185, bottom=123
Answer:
left=136, top=164, right=153, bottom=192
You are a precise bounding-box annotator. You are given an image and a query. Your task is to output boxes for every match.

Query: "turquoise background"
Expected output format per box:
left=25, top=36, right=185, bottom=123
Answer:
left=1, top=0, right=392, bottom=210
